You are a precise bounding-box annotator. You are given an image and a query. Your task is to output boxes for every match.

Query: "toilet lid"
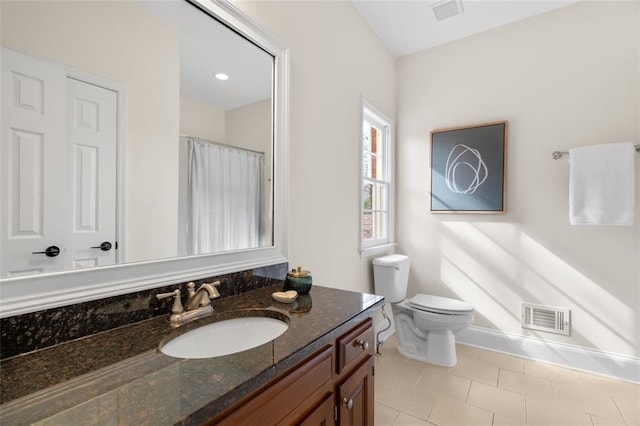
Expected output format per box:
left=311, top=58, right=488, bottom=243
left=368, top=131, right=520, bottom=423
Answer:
left=409, top=294, right=474, bottom=314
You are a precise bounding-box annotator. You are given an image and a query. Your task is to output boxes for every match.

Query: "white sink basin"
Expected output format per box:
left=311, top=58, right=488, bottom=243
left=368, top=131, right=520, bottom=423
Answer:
left=160, top=315, right=289, bottom=359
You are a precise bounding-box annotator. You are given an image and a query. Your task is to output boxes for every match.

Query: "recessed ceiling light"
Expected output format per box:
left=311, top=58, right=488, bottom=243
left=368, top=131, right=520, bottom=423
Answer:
left=214, top=73, right=229, bottom=81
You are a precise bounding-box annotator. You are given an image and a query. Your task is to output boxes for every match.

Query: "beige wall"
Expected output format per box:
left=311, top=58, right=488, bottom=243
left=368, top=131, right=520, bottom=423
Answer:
left=180, top=97, right=226, bottom=143
left=397, top=1, right=639, bottom=357
left=226, top=99, right=271, bottom=154
left=1, top=1, right=181, bottom=262
left=236, top=1, right=397, bottom=293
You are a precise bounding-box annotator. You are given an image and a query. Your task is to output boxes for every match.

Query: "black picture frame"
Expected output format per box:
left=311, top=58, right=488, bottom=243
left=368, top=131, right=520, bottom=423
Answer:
left=430, top=121, right=508, bottom=213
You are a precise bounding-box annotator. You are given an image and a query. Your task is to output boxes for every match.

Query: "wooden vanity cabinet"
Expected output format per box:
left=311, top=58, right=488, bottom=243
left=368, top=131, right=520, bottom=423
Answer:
left=208, top=317, right=375, bottom=426
left=337, top=357, right=374, bottom=426
left=335, top=319, right=375, bottom=426
left=212, top=345, right=334, bottom=426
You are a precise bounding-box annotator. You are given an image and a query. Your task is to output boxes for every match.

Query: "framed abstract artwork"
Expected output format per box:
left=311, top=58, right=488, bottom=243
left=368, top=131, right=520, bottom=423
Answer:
left=430, top=121, right=508, bottom=213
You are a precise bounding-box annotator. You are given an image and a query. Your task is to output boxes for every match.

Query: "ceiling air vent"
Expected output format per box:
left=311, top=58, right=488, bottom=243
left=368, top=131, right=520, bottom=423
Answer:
left=521, top=302, right=571, bottom=336
left=431, top=0, right=465, bottom=21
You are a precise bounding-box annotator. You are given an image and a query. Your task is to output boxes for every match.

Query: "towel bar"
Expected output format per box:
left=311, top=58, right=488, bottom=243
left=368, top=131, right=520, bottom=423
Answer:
left=552, top=144, right=640, bottom=160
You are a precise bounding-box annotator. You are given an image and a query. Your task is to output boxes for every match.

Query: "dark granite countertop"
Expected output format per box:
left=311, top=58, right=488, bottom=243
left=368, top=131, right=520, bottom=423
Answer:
left=0, top=284, right=383, bottom=425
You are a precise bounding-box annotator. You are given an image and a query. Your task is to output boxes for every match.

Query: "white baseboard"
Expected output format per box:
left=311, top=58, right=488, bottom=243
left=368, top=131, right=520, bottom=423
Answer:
left=456, top=326, right=640, bottom=384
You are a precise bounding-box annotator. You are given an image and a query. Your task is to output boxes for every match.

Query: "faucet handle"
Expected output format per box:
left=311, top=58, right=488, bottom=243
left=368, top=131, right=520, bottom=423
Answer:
left=186, top=281, right=196, bottom=299
left=156, top=290, right=177, bottom=299
left=156, top=289, right=183, bottom=314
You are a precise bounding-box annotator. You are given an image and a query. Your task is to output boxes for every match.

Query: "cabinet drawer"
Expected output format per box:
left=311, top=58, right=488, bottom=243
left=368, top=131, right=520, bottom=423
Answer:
left=336, top=318, right=373, bottom=375
left=215, top=345, right=333, bottom=426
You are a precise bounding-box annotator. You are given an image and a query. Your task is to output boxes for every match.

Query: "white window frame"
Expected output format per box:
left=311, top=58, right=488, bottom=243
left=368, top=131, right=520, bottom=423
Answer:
left=360, top=98, right=396, bottom=257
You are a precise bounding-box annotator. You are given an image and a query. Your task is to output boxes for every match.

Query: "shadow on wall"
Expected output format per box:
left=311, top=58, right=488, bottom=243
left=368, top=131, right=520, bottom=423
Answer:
left=433, top=221, right=635, bottom=358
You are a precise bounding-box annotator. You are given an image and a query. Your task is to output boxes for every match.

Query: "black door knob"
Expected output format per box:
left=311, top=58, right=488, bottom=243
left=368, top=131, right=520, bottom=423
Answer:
left=32, top=246, right=61, bottom=257
left=91, top=241, right=112, bottom=251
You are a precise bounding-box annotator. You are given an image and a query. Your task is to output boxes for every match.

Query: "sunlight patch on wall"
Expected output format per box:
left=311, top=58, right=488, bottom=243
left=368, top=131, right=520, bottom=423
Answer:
left=440, top=255, right=517, bottom=331
left=441, top=222, right=520, bottom=279
left=520, top=232, right=632, bottom=327
left=520, top=232, right=634, bottom=354
left=440, top=223, right=522, bottom=331
left=437, top=219, right=634, bottom=354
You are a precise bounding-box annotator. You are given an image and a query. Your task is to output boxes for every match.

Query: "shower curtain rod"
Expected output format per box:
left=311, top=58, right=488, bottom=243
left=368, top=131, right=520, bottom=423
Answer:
left=552, top=144, right=640, bottom=160
left=180, top=134, right=265, bottom=155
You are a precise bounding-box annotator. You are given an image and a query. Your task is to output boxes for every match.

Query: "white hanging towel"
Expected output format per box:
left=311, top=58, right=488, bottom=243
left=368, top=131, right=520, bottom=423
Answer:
left=569, top=142, right=635, bottom=225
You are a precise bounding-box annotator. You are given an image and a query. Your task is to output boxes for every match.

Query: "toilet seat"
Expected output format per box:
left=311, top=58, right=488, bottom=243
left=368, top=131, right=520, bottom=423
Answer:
left=408, top=294, right=474, bottom=315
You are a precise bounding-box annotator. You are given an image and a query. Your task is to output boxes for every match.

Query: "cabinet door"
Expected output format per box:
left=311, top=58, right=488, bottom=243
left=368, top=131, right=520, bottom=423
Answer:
left=213, top=346, right=333, bottom=426
left=338, top=357, right=374, bottom=426
left=294, top=392, right=335, bottom=426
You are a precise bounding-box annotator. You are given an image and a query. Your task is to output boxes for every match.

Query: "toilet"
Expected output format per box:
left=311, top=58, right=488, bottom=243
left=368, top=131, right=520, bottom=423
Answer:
left=373, top=254, right=474, bottom=367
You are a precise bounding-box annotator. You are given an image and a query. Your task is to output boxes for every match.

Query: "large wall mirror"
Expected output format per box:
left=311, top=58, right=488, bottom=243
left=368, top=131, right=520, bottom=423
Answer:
left=0, top=0, right=289, bottom=317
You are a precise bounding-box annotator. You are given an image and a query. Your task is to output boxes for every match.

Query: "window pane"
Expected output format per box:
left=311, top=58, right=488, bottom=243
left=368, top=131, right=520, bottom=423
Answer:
left=362, top=183, right=372, bottom=209
left=370, top=152, right=379, bottom=180
left=362, top=123, right=372, bottom=152
left=362, top=212, right=373, bottom=240
left=373, top=211, right=388, bottom=240
left=371, top=126, right=384, bottom=158
left=371, top=182, right=387, bottom=211
left=362, top=151, right=372, bottom=178
left=363, top=211, right=387, bottom=241
left=370, top=126, right=379, bottom=180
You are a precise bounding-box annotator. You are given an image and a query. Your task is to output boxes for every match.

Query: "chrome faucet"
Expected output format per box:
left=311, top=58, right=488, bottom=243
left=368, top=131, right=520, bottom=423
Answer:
left=157, top=281, right=221, bottom=326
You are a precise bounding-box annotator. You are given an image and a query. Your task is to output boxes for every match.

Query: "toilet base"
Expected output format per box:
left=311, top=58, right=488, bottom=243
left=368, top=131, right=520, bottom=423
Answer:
left=391, top=302, right=473, bottom=367
left=396, top=329, right=458, bottom=367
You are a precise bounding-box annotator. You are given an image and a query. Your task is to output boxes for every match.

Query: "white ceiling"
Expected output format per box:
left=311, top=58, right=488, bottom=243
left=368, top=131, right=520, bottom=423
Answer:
left=352, top=0, right=580, bottom=57
left=137, top=0, right=581, bottom=110
left=136, top=1, right=272, bottom=111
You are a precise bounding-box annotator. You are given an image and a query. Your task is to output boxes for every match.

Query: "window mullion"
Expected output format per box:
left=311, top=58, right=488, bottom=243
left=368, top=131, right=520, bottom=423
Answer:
left=363, top=177, right=389, bottom=186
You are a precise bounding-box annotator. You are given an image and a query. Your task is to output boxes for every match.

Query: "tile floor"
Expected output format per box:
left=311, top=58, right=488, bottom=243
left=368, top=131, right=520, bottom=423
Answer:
left=374, top=335, right=639, bottom=426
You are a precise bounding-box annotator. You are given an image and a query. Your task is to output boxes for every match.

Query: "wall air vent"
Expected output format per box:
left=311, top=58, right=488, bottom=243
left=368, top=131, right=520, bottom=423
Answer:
left=431, top=0, right=465, bottom=21
left=521, top=303, right=571, bottom=336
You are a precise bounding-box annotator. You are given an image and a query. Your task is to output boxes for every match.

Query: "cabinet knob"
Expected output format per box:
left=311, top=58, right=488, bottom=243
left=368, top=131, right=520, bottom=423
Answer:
left=355, top=339, right=369, bottom=351
left=342, top=398, right=354, bottom=410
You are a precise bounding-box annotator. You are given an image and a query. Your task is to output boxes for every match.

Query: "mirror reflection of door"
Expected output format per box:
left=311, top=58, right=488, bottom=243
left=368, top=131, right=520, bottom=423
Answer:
left=66, top=77, right=117, bottom=270
left=1, top=48, right=117, bottom=276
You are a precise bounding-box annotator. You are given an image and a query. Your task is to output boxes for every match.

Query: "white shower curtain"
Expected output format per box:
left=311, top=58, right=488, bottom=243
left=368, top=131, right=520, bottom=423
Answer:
left=187, top=139, right=264, bottom=254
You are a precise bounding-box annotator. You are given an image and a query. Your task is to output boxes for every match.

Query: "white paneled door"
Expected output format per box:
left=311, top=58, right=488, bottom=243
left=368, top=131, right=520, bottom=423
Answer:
left=1, top=48, right=117, bottom=276
left=1, top=48, right=67, bottom=276
left=66, top=78, right=117, bottom=270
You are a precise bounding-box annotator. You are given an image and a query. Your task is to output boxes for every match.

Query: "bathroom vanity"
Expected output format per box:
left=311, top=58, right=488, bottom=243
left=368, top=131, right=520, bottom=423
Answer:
left=0, top=1, right=382, bottom=423
left=211, top=312, right=375, bottom=425
left=0, top=284, right=383, bottom=425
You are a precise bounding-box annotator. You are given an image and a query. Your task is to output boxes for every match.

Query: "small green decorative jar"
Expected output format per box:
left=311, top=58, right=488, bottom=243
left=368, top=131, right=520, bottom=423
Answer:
left=284, top=266, right=313, bottom=295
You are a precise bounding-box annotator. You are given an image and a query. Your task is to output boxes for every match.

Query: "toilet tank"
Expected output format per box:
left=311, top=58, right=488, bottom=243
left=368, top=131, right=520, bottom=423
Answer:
left=372, top=254, right=410, bottom=303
